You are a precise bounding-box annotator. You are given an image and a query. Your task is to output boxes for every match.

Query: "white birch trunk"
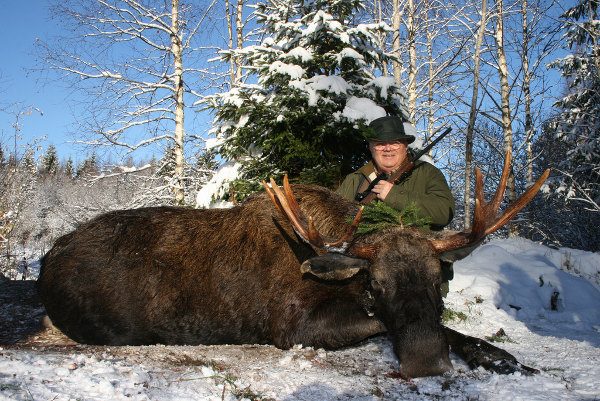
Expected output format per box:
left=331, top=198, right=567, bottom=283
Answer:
left=464, top=0, right=488, bottom=229
left=425, top=2, right=434, bottom=141
left=392, top=0, right=403, bottom=88
left=236, top=0, right=244, bottom=82
left=375, top=0, right=388, bottom=76
left=225, top=0, right=236, bottom=85
left=494, top=0, right=516, bottom=234
left=407, top=0, right=417, bottom=121
left=171, top=0, right=185, bottom=205
left=522, top=0, right=534, bottom=186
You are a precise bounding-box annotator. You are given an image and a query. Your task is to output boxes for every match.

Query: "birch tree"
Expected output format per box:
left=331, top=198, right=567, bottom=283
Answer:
left=39, top=0, right=213, bottom=205
left=493, top=0, right=516, bottom=207
left=225, top=0, right=246, bottom=86
left=392, top=0, right=403, bottom=86
left=463, top=0, right=489, bottom=229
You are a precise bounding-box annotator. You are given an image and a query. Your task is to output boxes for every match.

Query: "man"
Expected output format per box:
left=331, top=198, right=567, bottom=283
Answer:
left=336, top=116, right=455, bottom=230
left=336, top=115, right=456, bottom=294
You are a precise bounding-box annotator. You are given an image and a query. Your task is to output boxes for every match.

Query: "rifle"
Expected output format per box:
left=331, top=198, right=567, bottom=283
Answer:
left=355, top=126, right=452, bottom=204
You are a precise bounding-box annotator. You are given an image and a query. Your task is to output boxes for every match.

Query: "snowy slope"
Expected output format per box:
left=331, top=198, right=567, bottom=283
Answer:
left=1, top=238, right=599, bottom=401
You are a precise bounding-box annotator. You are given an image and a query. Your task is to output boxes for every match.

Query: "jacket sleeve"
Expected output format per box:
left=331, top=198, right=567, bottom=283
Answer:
left=335, top=174, right=362, bottom=202
left=384, top=164, right=455, bottom=229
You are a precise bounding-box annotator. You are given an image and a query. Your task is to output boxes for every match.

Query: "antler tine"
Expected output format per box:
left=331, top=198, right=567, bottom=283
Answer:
left=469, top=168, right=487, bottom=240
left=430, top=159, right=550, bottom=255
left=264, top=175, right=363, bottom=253
left=484, top=168, right=550, bottom=236
left=489, top=150, right=511, bottom=212
left=261, top=180, right=284, bottom=216
left=328, top=206, right=364, bottom=248
left=268, top=177, right=310, bottom=241
left=282, top=175, right=325, bottom=247
left=283, top=175, right=303, bottom=220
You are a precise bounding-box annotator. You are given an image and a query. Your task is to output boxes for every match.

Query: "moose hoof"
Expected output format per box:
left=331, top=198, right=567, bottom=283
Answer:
left=475, top=358, right=539, bottom=376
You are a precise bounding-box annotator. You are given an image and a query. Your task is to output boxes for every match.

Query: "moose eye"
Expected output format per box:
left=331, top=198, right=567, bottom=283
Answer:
left=370, top=279, right=384, bottom=294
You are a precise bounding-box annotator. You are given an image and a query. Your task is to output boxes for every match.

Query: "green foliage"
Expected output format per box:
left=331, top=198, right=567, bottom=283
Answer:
left=41, top=145, right=59, bottom=176
left=205, top=0, right=409, bottom=201
left=441, top=308, right=468, bottom=324
left=228, top=179, right=264, bottom=204
left=485, top=328, right=515, bottom=343
left=64, top=158, right=75, bottom=178
left=546, top=0, right=600, bottom=213
left=355, top=201, right=431, bottom=235
left=76, top=154, right=98, bottom=178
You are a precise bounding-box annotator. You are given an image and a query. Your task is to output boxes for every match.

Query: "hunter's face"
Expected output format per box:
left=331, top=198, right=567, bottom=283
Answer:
left=369, top=140, right=409, bottom=174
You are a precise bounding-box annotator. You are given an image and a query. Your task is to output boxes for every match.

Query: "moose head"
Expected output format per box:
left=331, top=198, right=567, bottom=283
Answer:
left=263, top=151, right=549, bottom=377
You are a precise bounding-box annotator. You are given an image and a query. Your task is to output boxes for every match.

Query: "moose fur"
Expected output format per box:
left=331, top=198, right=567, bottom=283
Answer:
left=37, top=184, right=536, bottom=378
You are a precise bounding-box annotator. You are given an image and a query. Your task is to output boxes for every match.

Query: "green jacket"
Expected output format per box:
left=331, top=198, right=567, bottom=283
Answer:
left=336, top=160, right=455, bottom=230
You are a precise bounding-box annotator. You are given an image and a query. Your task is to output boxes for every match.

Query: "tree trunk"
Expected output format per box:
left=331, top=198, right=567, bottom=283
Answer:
left=375, top=0, right=388, bottom=76
left=392, top=0, right=403, bottom=87
left=494, top=0, right=516, bottom=234
left=425, top=1, right=434, bottom=141
left=226, top=0, right=236, bottom=85
left=236, top=0, right=244, bottom=82
left=464, top=0, right=488, bottom=229
left=522, top=0, right=534, bottom=186
left=407, top=0, right=418, bottom=121
left=171, top=0, right=186, bottom=205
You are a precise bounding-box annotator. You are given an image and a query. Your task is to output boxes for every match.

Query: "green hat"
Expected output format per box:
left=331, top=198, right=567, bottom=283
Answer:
left=367, top=116, right=415, bottom=144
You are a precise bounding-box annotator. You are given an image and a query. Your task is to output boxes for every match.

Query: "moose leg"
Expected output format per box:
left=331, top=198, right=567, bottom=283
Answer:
left=275, top=299, right=386, bottom=350
left=444, top=327, right=539, bottom=375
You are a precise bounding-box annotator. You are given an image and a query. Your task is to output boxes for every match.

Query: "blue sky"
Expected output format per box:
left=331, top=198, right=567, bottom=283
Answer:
left=0, top=1, right=574, bottom=165
left=0, top=1, right=217, bottom=164
left=0, top=1, right=77, bottom=161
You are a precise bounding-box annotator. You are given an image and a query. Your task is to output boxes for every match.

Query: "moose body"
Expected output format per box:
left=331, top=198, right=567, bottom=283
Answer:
left=38, top=185, right=452, bottom=377
left=38, top=155, right=548, bottom=378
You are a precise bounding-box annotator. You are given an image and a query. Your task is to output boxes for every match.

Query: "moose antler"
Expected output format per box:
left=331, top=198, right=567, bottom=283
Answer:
left=262, top=175, right=364, bottom=252
left=430, top=151, right=550, bottom=254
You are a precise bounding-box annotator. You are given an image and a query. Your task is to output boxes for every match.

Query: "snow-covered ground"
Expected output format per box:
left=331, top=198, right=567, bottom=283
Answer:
left=1, top=238, right=599, bottom=401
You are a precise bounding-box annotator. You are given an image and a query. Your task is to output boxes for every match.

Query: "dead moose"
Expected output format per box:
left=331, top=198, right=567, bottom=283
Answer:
left=37, top=152, right=548, bottom=378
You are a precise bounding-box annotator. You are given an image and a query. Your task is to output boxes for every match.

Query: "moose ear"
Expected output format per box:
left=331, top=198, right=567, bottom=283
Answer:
left=301, top=253, right=370, bottom=281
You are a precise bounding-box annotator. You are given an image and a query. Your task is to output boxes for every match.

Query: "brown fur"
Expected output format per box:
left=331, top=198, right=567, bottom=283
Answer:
left=37, top=185, right=451, bottom=377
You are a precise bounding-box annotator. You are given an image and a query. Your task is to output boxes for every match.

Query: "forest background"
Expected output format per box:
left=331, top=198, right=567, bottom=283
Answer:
left=0, top=0, right=598, bottom=279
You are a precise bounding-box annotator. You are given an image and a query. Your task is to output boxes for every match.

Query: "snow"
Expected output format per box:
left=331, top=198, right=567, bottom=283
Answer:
left=341, top=97, right=386, bottom=122
left=269, top=61, right=305, bottom=79
left=285, top=47, right=313, bottom=62
left=195, top=162, right=241, bottom=209
left=337, top=48, right=365, bottom=65
left=369, top=76, right=398, bottom=99
left=1, top=238, right=599, bottom=400
left=290, top=75, right=351, bottom=106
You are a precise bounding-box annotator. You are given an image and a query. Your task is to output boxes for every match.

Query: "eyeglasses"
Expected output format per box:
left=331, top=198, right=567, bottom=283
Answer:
left=369, top=141, right=405, bottom=150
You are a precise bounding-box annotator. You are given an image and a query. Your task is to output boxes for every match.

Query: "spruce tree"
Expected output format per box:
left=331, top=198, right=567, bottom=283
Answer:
left=206, top=0, right=409, bottom=199
left=22, top=149, right=37, bottom=176
left=76, top=154, right=99, bottom=178
left=548, top=1, right=600, bottom=212
left=41, top=145, right=59, bottom=176
left=157, top=146, right=178, bottom=178
left=64, top=158, right=75, bottom=178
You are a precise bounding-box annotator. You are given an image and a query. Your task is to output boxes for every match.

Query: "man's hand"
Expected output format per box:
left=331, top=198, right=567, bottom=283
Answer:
left=371, top=180, right=394, bottom=200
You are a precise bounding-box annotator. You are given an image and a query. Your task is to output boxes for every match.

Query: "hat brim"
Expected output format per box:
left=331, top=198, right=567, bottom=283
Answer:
left=368, top=135, right=415, bottom=144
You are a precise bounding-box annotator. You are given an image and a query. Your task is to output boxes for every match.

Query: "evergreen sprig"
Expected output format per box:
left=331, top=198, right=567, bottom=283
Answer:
left=354, top=201, right=431, bottom=235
